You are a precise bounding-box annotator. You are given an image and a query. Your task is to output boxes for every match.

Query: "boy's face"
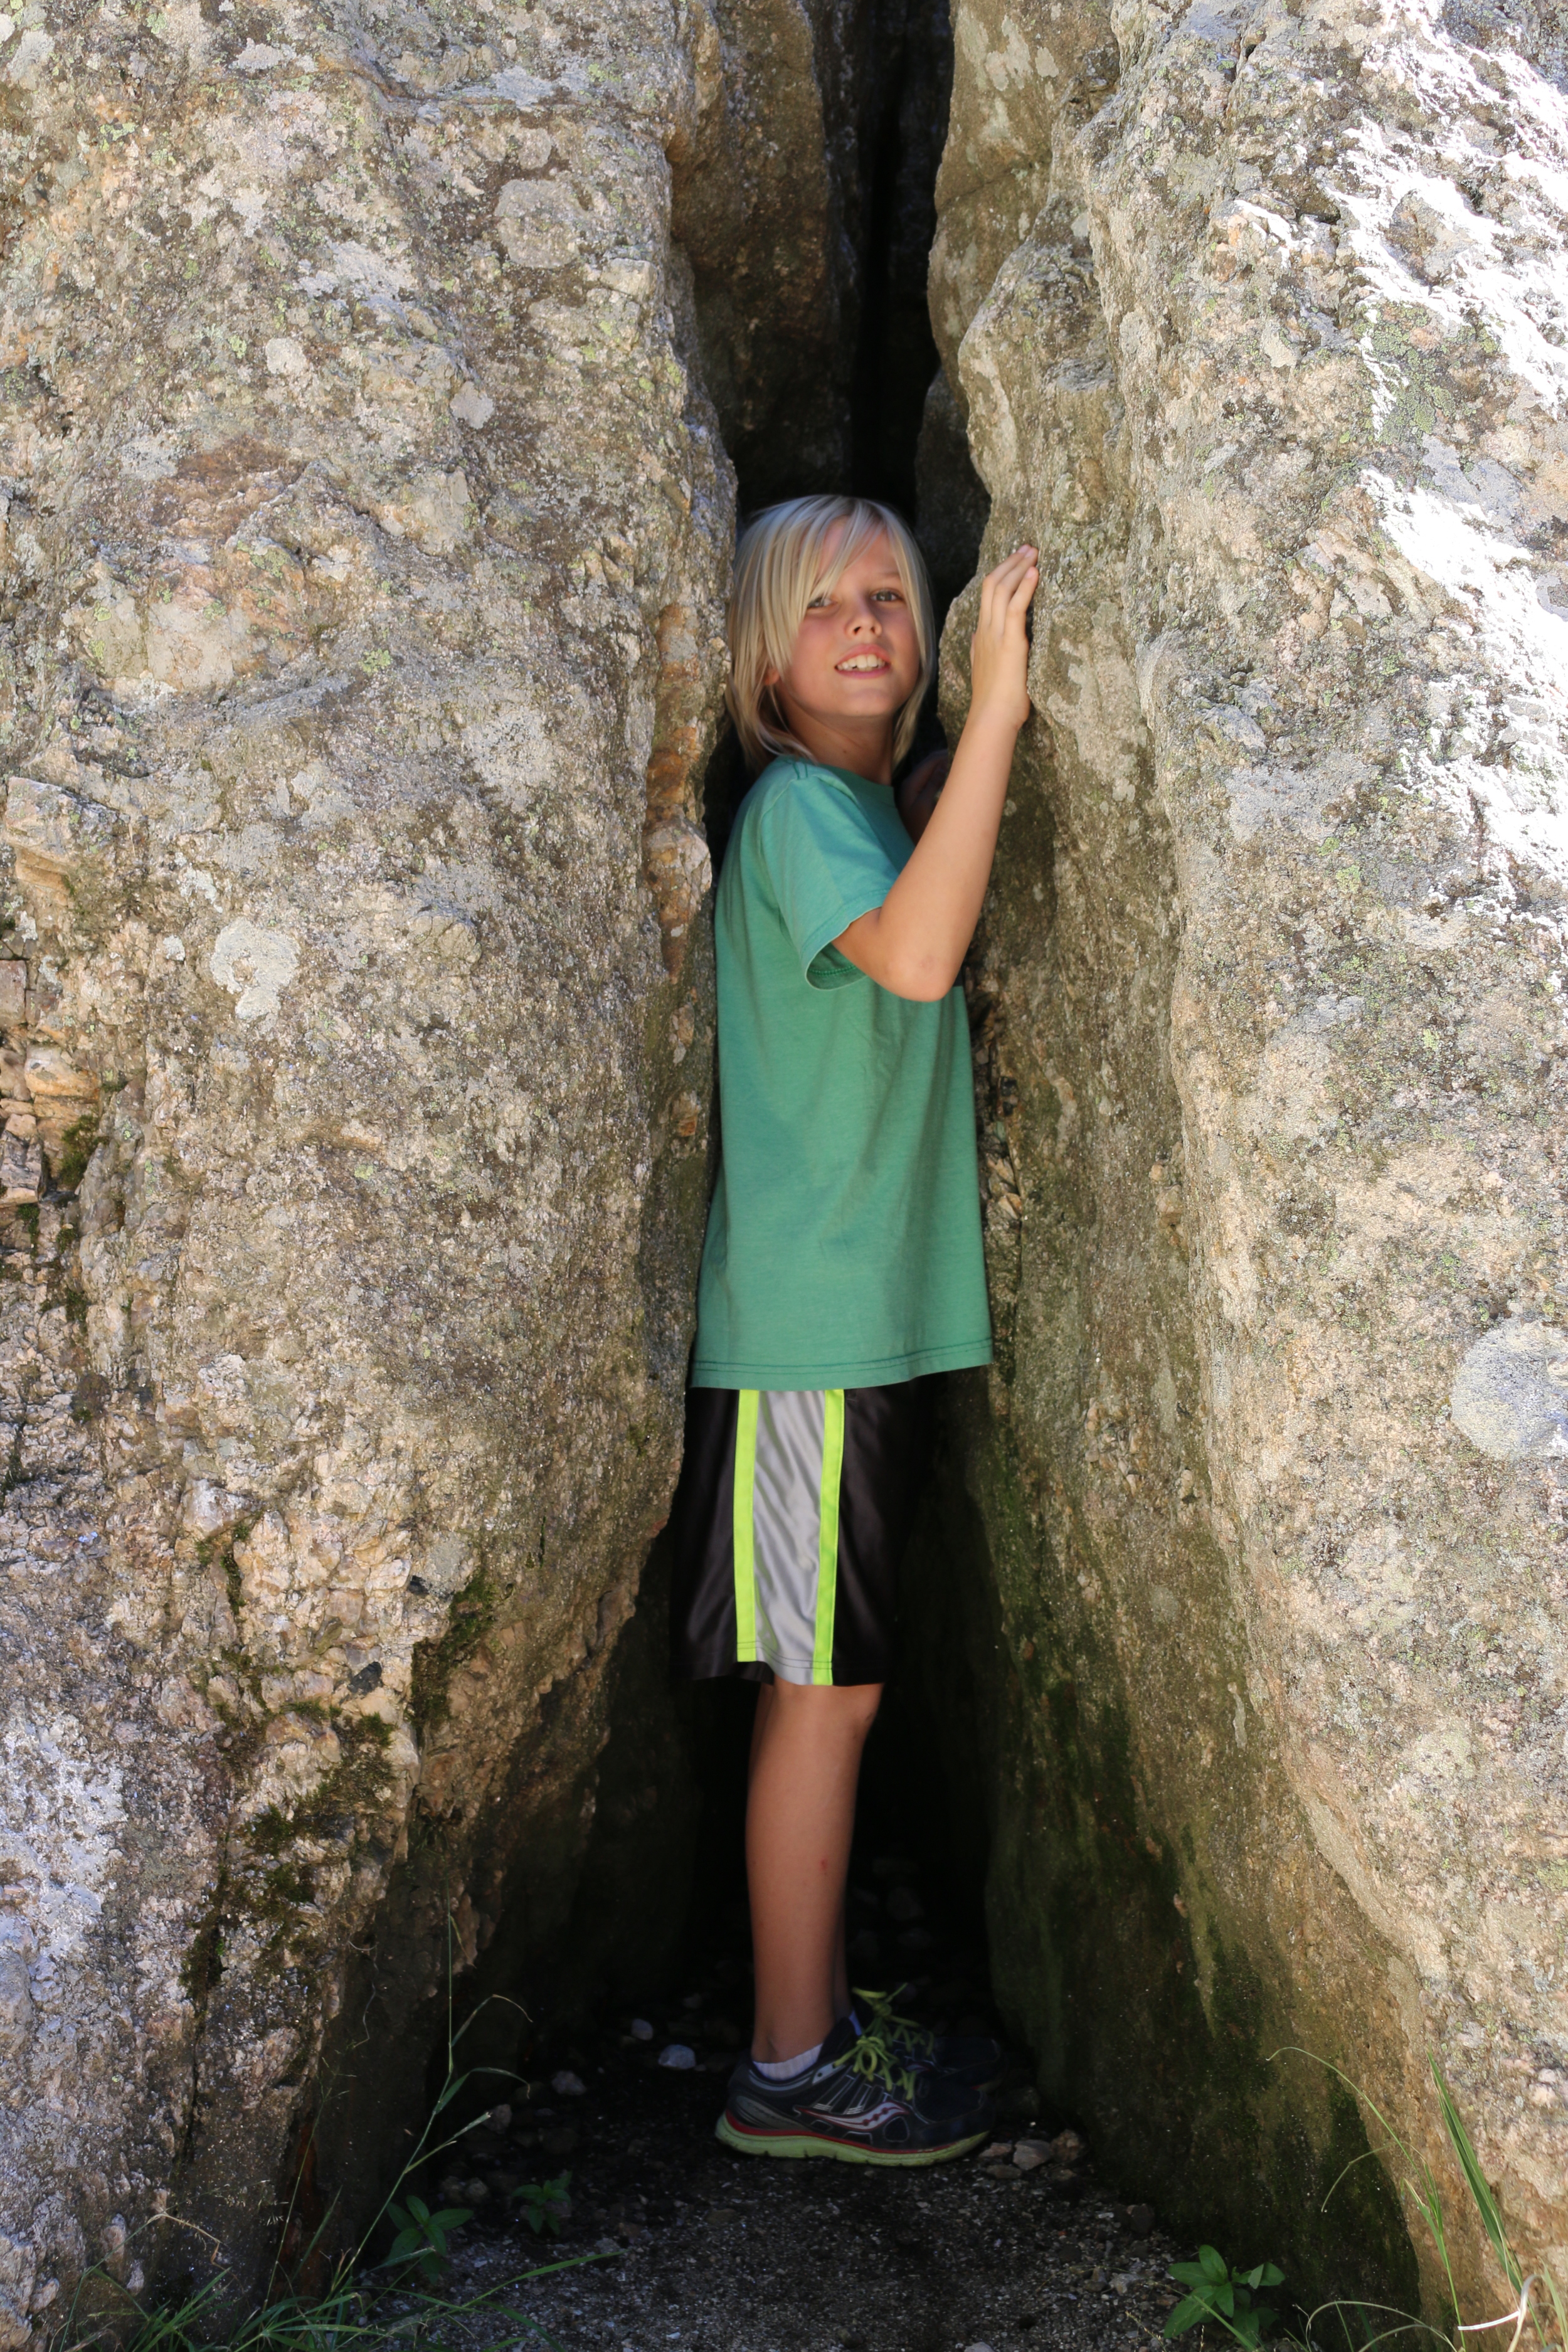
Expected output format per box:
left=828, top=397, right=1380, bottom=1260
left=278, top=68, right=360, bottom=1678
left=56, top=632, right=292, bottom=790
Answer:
left=763, top=528, right=921, bottom=778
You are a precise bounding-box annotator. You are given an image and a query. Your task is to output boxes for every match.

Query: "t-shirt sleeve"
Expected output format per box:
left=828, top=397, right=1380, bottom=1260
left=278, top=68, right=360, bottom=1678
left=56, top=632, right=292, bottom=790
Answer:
left=755, top=771, right=901, bottom=990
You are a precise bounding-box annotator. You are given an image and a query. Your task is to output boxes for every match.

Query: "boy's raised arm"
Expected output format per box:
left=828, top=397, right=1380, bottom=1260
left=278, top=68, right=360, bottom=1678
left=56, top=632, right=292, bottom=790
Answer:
left=834, top=545, right=1039, bottom=1002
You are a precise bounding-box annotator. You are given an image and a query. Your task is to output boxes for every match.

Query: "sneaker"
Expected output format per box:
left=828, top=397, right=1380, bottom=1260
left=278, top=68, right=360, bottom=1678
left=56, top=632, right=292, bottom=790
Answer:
left=716, top=2015, right=992, bottom=2165
left=853, top=1984, right=1004, bottom=2092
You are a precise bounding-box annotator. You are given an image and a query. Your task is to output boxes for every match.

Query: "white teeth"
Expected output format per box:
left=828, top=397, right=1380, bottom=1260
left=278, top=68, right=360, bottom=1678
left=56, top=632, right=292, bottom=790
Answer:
left=837, top=655, right=886, bottom=670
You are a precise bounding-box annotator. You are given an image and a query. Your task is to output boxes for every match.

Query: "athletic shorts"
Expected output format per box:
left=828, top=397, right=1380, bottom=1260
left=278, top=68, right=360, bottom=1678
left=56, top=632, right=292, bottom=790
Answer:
left=669, top=1379, right=935, bottom=1687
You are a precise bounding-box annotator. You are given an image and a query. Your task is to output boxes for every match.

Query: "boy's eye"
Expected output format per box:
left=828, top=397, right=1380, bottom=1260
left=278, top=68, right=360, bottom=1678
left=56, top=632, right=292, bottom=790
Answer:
left=806, top=593, right=833, bottom=609
left=872, top=589, right=903, bottom=603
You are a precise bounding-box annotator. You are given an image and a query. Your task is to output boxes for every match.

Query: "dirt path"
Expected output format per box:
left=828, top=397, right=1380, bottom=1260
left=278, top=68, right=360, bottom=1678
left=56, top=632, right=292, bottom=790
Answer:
left=435, top=2008, right=1181, bottom=2352
left=411, top=1806, right=1189, bottom=2352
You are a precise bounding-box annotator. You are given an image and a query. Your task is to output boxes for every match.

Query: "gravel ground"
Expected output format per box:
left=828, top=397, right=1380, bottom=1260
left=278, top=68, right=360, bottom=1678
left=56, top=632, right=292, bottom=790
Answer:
left=416, top=1870, right=1185, bottom=2352
left=437, top=2048, right=1183, bottom=2352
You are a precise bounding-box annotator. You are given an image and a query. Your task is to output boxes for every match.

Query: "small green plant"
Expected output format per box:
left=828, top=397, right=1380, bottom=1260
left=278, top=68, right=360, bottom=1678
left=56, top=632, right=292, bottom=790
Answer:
left=379, top=2193, right=474, bottom=2285
left=1164, top=2245, right=1283, bottom=2348
left=53, top=1113, right=100, bottom=1192
left=49, top=2259, right=581, bottom=2352
left=50, top=1914, right=612, bottom=2352
left=512, top=2172, right=571, bottom=2238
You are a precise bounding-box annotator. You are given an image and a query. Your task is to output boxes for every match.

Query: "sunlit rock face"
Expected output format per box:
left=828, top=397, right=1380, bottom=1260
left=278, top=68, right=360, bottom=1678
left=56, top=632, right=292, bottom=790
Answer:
left=0, top=1, right=741, bottom=2329
left=919, top=0, right=1568, bottom=2306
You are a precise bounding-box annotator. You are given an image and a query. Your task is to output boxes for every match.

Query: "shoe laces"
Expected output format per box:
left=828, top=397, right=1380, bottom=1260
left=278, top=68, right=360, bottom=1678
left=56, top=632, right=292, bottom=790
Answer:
left=845, top=2018, right=917, bottom=2101
left=852, top=1985, right=933, bottom=2064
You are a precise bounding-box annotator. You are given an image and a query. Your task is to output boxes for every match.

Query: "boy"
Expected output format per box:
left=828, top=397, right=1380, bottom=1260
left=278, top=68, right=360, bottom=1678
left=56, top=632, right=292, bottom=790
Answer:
left=670, top=494, right=1038, bottom=2163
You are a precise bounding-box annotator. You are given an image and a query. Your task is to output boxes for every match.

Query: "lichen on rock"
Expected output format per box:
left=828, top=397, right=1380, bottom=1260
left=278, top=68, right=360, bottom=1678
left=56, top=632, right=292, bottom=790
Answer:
left=0, top=0, right=739, bottom=2324
left=4, top=0, right=1566, bottom=2329
left=917, top=0, right=1568, bottom=2310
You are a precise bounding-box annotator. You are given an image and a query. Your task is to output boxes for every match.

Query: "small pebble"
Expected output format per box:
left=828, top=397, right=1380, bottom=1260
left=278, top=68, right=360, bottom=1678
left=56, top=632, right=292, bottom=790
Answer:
left=980, top=2142, right=1013, bottom=2160
left=1129, top=2201, right=1156, bottom=2236
left=629, top=2018, right=654, bottom=2041
left=485, top=2103, right=511, bottom=2131
left=659, top=2042, right=697, bottom=2069
left=1012, top=2143, right=1047, bottom=2172
left=551, top=2070, right=586, bottom=2097
left=460, top=2177, right=489, bottom=2202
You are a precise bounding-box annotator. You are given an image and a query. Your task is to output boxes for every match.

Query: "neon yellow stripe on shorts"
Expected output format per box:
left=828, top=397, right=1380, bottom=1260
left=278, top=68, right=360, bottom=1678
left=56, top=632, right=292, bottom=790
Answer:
left=733, top=1389, right=760, bottom=1663
left=811, top=1389, right=845, bottom=1686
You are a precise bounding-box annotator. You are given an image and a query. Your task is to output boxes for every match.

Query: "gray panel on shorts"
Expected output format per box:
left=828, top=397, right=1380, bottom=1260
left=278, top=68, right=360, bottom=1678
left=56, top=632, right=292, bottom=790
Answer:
left=751, top=1389, right=825, bottom=1683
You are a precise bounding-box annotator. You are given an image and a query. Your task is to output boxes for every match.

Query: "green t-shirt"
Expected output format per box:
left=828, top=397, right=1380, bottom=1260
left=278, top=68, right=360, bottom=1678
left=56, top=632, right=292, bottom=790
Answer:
left=691, top=756, right=992, bottom=1390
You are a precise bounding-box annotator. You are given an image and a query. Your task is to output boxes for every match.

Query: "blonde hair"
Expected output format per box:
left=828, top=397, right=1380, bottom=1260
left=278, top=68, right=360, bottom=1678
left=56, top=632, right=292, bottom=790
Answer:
left=726, top=495, right=935, bottom=774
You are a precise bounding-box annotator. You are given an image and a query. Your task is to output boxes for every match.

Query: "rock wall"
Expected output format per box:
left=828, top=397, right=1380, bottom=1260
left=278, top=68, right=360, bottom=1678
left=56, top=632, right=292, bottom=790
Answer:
left=918, top=0, right=1568, bottom=2309
left=0, top=0, right=751, bottom=2329
left=9, top=0, right=1566, bottom=2324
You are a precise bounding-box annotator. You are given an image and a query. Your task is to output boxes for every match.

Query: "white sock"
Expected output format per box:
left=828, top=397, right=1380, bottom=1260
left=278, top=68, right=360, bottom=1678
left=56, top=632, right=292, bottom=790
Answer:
left=753, top=2040, right=824, bottom=2082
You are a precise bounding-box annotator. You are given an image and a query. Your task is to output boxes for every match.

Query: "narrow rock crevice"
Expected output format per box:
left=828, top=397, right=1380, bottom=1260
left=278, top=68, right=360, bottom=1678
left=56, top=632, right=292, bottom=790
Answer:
left=418, top=0, right=992, bottom=2144
left=256, top=0, right=985, bottom=2286
left=3, top=0, right=1566, bottom=2334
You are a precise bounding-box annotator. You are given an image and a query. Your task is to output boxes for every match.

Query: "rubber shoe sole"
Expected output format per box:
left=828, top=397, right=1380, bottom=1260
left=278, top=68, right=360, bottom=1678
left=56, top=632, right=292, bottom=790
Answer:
left=715, top=2112, right=989, bottom=2166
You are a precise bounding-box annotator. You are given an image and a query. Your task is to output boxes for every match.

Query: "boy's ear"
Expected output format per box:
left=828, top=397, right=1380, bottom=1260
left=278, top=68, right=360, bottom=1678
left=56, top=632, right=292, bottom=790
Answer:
left=761, top=662, right=781, bottom=689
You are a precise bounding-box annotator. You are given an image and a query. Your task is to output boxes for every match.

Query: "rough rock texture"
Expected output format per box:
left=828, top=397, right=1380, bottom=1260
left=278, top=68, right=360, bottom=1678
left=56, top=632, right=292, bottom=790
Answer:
left=675, top=0, right=952, bottom=507
left=917, top=0, right=1568, bottom=2309
left=0, top=0, right=749, bottom=2332
left=11, top=0, right=1568, bottom=2326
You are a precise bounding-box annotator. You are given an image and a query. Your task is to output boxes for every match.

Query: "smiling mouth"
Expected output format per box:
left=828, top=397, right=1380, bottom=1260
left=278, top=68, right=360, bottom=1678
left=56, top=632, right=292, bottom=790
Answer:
left=836, top=654, right=889, bottom=672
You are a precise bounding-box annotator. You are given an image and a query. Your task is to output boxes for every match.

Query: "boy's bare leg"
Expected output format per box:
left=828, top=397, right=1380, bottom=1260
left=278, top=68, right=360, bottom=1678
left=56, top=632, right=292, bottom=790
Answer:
left=832, top=1888, right=850, bottom=2025
left=746, top=1678, right=882, bottom=2064
left=749, top=1685, right=854, bottom=2025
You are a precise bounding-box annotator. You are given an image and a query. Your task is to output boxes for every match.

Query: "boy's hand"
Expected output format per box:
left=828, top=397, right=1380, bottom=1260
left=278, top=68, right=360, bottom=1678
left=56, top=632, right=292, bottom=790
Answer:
left=968, top=546, right=1038, bottom=736
left=832, top=543, right=1038, bottom=1001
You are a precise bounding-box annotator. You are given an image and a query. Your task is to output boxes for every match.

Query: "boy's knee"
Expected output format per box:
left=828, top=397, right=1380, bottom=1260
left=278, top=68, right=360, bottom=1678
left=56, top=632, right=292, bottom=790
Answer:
left=826, top=1680, right=884, bottom=1738
left=848, top=1680, right=884, bottom=1727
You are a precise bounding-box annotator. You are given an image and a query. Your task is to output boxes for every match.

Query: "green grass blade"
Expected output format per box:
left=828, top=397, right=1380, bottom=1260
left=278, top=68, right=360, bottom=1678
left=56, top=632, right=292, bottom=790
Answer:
left=1270, top=2048, right=1422, bottom=2182
left=1300, top=2299, right=1451, bottom=2352
left=430, top=2072, right=472, bottom=2117
left=1431, top=2062, right=1522, bottom=2297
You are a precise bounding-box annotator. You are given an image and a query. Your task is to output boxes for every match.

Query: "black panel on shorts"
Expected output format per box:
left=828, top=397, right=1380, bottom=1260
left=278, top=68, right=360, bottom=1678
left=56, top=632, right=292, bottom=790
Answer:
left=669, top=1377, right=938, bottom=1686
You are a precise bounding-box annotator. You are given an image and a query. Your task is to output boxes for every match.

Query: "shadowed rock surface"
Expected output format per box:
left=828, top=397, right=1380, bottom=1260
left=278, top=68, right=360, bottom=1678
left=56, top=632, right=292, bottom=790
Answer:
left=913, top=0, right=1568, bottom=2314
